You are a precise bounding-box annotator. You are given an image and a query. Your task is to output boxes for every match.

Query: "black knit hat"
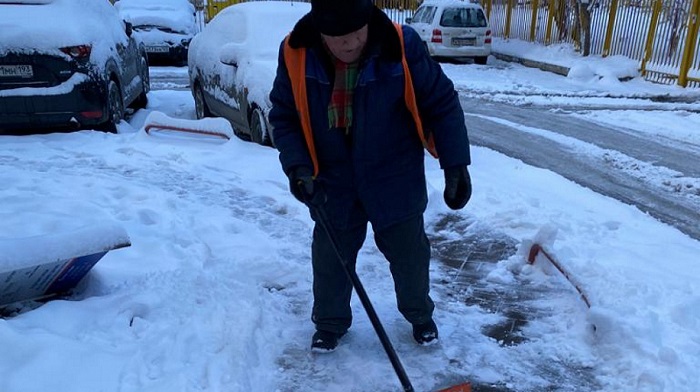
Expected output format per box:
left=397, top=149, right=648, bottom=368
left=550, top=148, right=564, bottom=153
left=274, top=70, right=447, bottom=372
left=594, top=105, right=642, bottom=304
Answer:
left=311, top=0, right=374, bottom=37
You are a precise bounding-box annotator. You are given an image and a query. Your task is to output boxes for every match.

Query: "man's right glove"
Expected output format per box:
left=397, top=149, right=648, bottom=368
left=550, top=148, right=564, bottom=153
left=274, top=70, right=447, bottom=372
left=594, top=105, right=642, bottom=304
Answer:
left=287, top=166, right=327, bottom=206
left=443, top=165, right=472, bottom=210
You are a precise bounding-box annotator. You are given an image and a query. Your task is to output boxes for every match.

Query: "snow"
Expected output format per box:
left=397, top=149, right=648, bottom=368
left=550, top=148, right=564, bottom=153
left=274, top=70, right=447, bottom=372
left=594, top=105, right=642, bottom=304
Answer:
left=0, top=224, right=129, bottom=272
left=143, top=111, right=234, bottom=140
left=0, top=0, right=130, bottom=63
left=0, top=74, right=88, bottom=97
left=115, top=0, right=196, bottom=35
left=188, top=2, right=311, bottom=113
left=1, top=4, right=700, bottom=392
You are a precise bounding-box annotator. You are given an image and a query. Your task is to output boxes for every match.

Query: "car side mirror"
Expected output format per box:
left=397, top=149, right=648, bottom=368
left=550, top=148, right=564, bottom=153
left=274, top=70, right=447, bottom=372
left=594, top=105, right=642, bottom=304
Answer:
left=124, top=21, right=133, bottom=37
left=219, top=42, right=243, bottom=68
left=406, top=17, right=412, bottom=24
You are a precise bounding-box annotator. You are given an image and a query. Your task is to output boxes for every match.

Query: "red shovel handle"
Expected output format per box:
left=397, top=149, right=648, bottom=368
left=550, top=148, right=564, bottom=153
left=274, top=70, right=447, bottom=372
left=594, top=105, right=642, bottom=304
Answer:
left=528, top=243, right=591, bottom=308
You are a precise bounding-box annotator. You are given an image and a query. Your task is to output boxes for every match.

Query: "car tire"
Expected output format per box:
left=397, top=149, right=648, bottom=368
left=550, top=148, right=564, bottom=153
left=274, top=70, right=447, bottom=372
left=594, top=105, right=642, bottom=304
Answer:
left=130, top=56, right=149, bottom=110
left=194, top=82, right=212, bottom=119
left=102, top=80, right=124, bottom=133
left=250, top=107, right=269, bottom=146
left=474, top=56, right=488, bottom=65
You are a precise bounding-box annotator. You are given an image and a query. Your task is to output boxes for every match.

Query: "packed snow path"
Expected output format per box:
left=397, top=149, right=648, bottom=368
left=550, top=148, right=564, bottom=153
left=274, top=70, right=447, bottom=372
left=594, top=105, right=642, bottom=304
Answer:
left=274, top=214, right=597, bottom=392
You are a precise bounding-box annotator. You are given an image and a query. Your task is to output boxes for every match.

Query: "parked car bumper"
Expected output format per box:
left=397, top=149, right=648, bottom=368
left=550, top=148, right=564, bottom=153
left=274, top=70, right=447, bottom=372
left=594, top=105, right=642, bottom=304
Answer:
left=428, top=43, right=491, bottom=58
left=0, top=78, right=108, bottom=133
left=145, top=43, right=189, bottom=65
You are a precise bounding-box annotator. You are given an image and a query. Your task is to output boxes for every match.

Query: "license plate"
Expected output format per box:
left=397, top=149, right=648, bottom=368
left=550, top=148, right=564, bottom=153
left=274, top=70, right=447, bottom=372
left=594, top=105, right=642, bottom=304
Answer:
left=147, top=46, right=170, bottom=53
left=0, top=64, right=33, bottom=78
left=452, top=37, right=476, bottom=46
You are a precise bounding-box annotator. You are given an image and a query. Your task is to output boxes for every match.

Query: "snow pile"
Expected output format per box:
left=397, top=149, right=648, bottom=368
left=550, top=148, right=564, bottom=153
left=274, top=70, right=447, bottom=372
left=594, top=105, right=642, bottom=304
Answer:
left=0, top=224, right=130, bottom=272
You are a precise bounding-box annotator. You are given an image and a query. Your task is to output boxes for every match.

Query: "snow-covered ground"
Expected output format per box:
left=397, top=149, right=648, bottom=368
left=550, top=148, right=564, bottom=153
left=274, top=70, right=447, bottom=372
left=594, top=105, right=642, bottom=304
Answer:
left=1, top=29, right=699, bottom=392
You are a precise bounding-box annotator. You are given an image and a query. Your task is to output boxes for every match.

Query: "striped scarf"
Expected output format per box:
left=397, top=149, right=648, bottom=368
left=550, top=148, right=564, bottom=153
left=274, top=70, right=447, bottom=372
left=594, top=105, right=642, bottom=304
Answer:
left=328, top=58, right=359, bottom=135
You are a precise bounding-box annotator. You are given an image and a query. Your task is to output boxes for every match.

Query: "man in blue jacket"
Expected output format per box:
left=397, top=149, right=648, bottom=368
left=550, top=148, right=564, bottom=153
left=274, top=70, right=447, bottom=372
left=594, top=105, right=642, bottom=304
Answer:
left=270, top=0, right=472, bottom=352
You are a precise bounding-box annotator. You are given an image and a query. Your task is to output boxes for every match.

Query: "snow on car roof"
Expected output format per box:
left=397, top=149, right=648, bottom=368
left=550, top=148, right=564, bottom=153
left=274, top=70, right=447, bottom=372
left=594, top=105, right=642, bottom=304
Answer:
left=0, top=0, right=129, bottom=57
left=115, top=0, right=196, bottom=35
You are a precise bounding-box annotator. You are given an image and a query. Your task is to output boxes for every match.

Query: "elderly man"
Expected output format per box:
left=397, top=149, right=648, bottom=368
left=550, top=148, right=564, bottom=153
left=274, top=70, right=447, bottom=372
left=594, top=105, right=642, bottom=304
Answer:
left=270, top=0, right=472, bottom=352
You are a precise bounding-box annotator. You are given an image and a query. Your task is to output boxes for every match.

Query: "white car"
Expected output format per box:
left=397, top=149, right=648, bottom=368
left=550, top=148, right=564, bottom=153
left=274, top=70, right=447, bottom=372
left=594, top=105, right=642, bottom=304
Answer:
left=115, top=0, right=197, bottom=65
left=407, top=0, right=492, bottom=64
left=187, top=1, right=310, bottom=146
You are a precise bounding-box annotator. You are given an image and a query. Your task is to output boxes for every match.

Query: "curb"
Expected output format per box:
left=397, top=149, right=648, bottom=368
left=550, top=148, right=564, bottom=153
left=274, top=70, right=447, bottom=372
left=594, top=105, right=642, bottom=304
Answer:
left=492, top=51, right=570, bottom=77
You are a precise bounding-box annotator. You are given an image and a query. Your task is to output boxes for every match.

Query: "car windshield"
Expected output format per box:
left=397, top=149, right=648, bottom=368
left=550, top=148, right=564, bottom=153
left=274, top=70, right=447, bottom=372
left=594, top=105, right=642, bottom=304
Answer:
left=224, top=9, right=306, bottom=61
left=440, top=7, right=487, bottom=28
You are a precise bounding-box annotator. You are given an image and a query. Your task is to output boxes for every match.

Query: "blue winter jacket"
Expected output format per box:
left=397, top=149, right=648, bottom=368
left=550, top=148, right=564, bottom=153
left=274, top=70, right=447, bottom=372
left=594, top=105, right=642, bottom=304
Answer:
left=269, top=8, right=471, bottom=230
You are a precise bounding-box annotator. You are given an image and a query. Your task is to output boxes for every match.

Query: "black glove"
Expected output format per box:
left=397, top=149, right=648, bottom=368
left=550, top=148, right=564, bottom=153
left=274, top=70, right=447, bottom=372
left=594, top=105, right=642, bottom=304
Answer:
left=288, top=166, right=326, bottom=206
left=443, top=165, right=472, bottom=210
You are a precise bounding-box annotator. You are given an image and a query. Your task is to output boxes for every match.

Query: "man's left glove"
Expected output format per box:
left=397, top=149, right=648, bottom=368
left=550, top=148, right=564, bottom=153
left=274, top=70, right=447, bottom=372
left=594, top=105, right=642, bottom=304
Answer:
left=288, top=166, right=327, bottom=206
left=443, top=165, right=472, bottom=210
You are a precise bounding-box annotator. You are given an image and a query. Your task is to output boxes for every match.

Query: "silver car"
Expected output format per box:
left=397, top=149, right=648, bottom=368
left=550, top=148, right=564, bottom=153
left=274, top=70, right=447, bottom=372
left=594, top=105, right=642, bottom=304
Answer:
left=187, top=1, right=310, bottom=146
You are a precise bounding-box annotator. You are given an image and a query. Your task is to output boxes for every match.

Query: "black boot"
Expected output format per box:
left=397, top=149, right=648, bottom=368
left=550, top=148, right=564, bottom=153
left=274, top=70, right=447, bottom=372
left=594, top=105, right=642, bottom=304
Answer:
left=311, top=330, right=346, bottom=353
left=412, top=319, right=438, bottom=346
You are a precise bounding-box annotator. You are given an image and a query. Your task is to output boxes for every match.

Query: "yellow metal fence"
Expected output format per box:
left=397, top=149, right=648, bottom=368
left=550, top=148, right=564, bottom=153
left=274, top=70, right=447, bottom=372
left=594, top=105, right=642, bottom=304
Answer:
left=483, top=0, right=700, bottom=87
left=203, top=0, right=700, bottom=87
left=205, top=0, right=240, bottom=20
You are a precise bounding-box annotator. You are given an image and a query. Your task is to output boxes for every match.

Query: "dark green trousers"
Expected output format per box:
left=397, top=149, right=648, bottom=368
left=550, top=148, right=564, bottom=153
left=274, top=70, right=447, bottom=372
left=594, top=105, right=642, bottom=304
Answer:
left=311, top=214, right=434, bottom=334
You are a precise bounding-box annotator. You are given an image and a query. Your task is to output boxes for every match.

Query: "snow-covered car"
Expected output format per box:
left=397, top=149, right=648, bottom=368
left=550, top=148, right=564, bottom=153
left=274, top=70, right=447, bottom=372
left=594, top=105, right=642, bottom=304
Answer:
left=407, top=0, right=492, bottom=64
left=115, top=0, right=197, bottom=66
left=187, top=1, right=310, bottom=146
left=0, top=0, right=150, bottom=133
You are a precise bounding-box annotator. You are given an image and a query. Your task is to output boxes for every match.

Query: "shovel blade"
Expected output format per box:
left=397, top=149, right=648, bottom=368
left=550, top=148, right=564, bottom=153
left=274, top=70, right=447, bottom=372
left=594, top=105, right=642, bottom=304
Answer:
left=436, top=382, right=472, bottom=392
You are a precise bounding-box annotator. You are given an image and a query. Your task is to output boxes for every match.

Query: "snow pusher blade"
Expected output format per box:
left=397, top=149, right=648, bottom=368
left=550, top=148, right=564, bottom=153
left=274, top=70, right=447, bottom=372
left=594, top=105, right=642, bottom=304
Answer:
left=143, top=111, right=233, bottom=142
left=436, top=383, right=472, bottom=392
left=0, top=223, right=131, bottom=310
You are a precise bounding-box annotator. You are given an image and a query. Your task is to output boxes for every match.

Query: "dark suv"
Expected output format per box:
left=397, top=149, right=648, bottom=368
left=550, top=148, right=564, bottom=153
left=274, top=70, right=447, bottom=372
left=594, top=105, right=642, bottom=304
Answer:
left=115, top=0, right=198, bottom=66
left=0, top=0, right=150, bottom=134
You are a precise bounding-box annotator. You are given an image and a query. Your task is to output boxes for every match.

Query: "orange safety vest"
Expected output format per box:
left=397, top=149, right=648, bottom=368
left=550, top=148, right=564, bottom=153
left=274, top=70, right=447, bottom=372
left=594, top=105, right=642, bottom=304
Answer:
left=283, top=23, right=438, bottom=177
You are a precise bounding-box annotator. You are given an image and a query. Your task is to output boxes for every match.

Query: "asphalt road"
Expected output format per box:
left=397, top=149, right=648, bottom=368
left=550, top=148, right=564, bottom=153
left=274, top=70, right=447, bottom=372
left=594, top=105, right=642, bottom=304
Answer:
left=460, top=97, right=700, bottom=241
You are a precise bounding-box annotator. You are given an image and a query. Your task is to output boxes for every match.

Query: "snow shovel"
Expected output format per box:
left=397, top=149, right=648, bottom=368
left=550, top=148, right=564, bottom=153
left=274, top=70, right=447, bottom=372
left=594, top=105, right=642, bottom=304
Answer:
left=310, top=201, right=472, bottom=392
left=143, top=111, right=233, bottom=141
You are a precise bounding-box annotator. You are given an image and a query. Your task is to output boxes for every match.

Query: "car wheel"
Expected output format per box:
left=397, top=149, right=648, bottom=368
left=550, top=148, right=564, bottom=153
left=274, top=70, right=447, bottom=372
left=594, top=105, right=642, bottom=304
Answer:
left=102, top=80, right=124, bottom=133
left=250, top=107, right=268, bottom=146
left=194, top=83, right=211, bottom=119
left=130, top=56, right=149, bottom=109
left=474, top=56, right=488, bottom=65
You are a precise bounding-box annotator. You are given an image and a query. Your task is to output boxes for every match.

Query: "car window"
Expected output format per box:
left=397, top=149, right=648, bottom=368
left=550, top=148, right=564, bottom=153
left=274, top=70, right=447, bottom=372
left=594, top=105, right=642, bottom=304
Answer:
left=411, top=6, right=426, bottom=23
left=423, top=6, right=437, bottom=23
left=440, top=7, right=488, bottom=28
